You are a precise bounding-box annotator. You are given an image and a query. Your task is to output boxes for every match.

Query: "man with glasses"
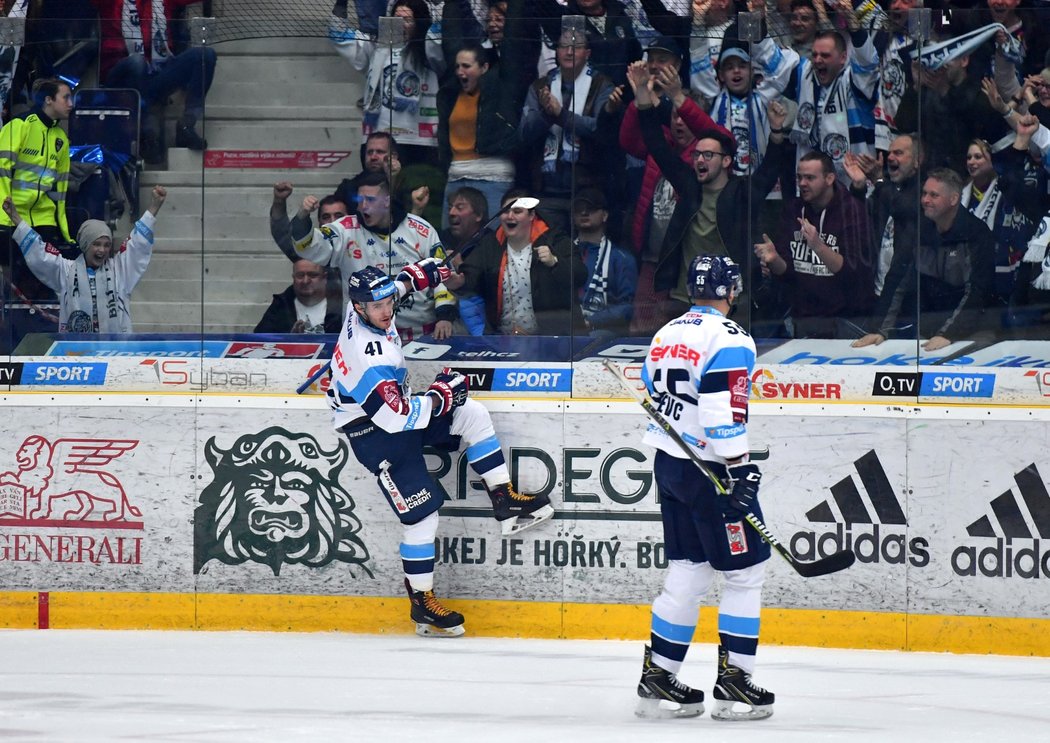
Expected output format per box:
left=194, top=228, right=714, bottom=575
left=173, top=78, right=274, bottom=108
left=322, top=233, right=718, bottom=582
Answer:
left=784, top=0, right=823, bottom=60
left=520, top=30, right=615, bottom=232
left=254, top=259, right=342, bottom=334
left=632, top=61, right=790, bottom=328
left=292, top=173, right=454, bottom=342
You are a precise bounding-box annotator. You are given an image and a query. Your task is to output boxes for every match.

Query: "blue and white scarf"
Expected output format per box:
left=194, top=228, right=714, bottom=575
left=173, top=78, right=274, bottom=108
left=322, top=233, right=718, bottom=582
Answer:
left=542, top=65, right=594, bottom=173
left=911, top=23, right=1019, bottom=71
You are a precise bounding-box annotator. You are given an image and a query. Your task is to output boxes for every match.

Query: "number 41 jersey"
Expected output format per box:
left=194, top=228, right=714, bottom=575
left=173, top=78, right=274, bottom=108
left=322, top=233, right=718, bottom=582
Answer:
left=326, top=307, right=437, bottom=433
left=641, top=306, right=756, bottom=463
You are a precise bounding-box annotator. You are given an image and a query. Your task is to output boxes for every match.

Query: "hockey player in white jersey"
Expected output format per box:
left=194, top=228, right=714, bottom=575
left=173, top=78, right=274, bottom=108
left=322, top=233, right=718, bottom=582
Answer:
left=292, top=172, right=455, bottom=342
left=635, top=254, right=774, bottom=721
left=331, top=264, right=553, bottom=636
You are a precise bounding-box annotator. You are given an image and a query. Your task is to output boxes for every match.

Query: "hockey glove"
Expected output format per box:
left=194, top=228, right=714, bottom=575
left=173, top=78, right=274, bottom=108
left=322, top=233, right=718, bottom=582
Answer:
left=723, top=462, right=761, bottom=520
left=426, top=369, right=468, bottom=417
left=398, top=257, right=452, bottom=293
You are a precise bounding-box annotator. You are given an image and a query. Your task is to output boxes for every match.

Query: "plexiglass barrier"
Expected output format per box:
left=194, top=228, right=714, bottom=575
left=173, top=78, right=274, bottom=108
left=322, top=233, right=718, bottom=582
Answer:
left=0, top=3, right=1046, bottom=388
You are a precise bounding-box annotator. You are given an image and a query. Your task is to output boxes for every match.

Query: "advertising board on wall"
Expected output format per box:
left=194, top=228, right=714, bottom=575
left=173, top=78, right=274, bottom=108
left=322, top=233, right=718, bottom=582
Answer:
left=1, top=402, right=1047, bottom=627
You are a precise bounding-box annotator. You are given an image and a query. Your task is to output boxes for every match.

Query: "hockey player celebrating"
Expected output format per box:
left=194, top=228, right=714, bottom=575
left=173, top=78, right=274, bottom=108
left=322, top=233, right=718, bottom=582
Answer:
left=331, top=262, right=553, bottom=636
left=635, top=254, right=774, bottom=720
left=291, top=172, right=455, bottom=342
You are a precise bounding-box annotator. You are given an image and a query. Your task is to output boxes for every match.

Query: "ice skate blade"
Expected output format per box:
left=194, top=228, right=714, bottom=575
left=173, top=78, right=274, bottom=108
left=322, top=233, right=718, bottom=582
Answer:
left=500, top=504, right=554, bottom=536
left=414, top=622, right=465, bottom=638
left=711, top=699, right=773, bottom=721
left=634, top=696, right=704, bottom=719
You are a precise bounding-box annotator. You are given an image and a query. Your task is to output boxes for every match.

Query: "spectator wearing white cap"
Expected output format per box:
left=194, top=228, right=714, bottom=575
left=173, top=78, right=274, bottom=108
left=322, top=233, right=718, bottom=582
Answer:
left=2, top=186, right=166, bottom=333
left=704, top=33, right=800, bottom=177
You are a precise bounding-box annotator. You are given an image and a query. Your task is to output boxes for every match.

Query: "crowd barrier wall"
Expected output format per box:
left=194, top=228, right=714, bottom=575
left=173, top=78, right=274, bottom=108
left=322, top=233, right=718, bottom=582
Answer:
left=1, top=337, right=1049, bottom=657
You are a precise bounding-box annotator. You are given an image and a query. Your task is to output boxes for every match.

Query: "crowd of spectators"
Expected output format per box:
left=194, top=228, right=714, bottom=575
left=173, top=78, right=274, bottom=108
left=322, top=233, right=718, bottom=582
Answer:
left=272, top=0, right=1050, bottom=347
left=8, top=1, right=1050, bottom=348
left=0, top=0, right=212, bottom=351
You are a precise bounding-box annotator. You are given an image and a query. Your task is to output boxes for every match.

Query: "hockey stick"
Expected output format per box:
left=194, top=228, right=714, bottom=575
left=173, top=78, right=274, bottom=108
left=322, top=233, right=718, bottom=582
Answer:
left=295, top=198, right=541, bottom=394
left=603, top=360, right=855, bottom=578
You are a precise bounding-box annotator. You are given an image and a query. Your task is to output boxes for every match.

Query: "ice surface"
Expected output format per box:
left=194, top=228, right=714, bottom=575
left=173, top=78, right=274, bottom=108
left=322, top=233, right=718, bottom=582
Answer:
left=1, top=631, right=1047, bottom=742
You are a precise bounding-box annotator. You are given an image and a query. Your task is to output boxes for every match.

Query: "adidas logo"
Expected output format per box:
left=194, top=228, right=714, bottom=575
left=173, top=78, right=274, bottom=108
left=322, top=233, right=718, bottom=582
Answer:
left=952, top=463, right=1050, bottom=579
left=790, top=450, right=931, bottom=568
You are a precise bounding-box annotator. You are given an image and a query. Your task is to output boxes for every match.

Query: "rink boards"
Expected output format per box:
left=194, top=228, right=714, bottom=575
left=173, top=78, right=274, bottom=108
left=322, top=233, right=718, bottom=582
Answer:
left=0, top=360, right=1049, bottom=656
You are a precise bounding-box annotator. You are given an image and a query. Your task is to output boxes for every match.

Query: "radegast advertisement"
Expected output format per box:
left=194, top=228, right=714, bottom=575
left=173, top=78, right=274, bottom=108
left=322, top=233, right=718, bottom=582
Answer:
left=3, top=405, right=1048, bottom=621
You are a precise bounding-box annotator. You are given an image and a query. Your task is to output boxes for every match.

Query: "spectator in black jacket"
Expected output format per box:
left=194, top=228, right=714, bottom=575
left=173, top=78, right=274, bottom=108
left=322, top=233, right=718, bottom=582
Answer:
left=519, top=29, right=616, bottom=232
left=532, top=0, right=643, bottom=87
left=843, top=133, right=926, bottom=300
left=853, top=168, right=997, bottom=351
left=456, top=188, right=587, bottom=335
left=254, top=259, right=342, bottom=334
left=632, top=60, right=790, bottom=331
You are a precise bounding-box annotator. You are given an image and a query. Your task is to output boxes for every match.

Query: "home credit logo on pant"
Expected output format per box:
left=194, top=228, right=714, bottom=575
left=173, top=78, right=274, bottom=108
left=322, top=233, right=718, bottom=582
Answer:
left=0, top=435, right=144, bottom=565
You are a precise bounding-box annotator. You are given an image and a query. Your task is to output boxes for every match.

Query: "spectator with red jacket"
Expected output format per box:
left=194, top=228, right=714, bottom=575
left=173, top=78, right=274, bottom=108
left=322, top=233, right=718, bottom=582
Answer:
left=616, top=45, right=731, bottom=335
left=92, top=0, right=218, bottom=161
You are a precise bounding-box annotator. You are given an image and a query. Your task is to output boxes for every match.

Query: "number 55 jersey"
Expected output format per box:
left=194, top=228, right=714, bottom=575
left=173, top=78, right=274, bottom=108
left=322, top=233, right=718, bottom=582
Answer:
left=641, top=305, right=756, bottom=464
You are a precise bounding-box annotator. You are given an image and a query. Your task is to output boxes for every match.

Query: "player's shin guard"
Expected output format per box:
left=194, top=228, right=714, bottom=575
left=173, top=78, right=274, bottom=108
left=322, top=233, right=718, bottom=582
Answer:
left=404, top=578, right=465, bottom=637
left=635, top=645, right=705, bottom=719
left=711, top=645, right=774, bottom=721
left=485, top=482, right=553, bottom=536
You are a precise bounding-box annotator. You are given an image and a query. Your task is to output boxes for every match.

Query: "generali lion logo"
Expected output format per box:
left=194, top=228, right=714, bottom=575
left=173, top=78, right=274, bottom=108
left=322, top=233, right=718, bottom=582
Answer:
left=194, top=427, right=373, bottom=577
left=0, top=436, right=142, bottom=525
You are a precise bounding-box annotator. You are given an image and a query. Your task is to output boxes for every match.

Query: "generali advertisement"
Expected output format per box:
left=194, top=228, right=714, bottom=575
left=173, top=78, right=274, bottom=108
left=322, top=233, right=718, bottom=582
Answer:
left=1, top=404, right=1048, bottom=622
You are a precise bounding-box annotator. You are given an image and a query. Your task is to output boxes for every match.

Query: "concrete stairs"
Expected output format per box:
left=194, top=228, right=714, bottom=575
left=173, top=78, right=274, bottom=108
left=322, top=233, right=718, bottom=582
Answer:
left=133, top=35, right=365, bottom=333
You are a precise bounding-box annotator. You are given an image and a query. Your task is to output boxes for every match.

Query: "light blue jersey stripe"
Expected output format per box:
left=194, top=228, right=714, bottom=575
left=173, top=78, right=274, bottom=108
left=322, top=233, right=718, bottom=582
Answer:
left=703, top=346, right=755, bottom=375
left=400, top=542, right=435, bottom=560
left=641, top=363, right=655, bottom=396
left=133, top=220, right=154, bottom=242
left=465, top=436, right=500, bottom=462
left=718, top=613, right=760, bottom=638
left=652, top=615, right=696, bottom=644
left=349, top=365, right=404, bottom=402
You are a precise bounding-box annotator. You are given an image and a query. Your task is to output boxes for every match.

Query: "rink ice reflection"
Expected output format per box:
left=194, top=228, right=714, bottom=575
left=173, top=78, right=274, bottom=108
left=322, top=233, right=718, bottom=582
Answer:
left=1, top=631, right=1048, bottom=742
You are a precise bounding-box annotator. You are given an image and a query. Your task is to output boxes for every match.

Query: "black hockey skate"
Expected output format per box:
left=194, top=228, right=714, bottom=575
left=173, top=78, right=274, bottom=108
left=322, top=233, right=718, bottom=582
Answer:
left=486, top=482, right=554, bottom=536
left=405, top=578, right=465, bottom=637
left=711, top=645, right=774, bottom=721
left=635, top=645, right=705, bottom=719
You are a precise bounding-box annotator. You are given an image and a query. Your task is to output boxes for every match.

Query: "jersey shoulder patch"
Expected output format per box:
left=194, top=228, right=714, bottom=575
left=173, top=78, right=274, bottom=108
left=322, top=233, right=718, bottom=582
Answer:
left=377, top=378, right=408, bottom=414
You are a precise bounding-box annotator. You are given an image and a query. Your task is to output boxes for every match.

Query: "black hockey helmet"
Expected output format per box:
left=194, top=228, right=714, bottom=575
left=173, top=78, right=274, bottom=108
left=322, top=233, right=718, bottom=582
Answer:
left=688, top=254, right=742, bottom=302
left=348, top=266, right=397, bottom=305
